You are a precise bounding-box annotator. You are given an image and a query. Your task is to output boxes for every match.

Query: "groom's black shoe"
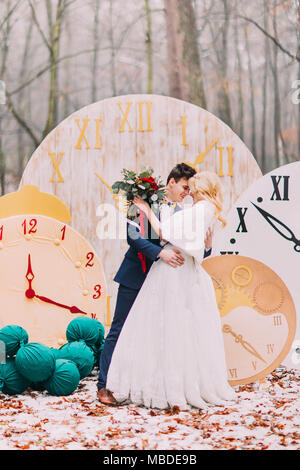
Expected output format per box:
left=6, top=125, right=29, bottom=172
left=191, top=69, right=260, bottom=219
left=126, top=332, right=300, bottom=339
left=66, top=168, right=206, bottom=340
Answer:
left=97, top=388, right=118, bottom=406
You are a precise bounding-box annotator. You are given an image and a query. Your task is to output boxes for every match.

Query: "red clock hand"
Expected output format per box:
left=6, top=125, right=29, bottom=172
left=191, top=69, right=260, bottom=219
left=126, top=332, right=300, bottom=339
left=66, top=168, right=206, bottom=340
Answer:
left=25, top=254, right=35, bottom=299
left=33, top=294, right=88, bottom=315
left=25, top=255, right=89, bottom=315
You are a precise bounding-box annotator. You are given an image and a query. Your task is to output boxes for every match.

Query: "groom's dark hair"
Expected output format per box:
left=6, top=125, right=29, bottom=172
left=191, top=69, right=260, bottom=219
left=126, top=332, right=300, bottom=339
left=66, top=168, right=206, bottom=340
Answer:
left=167, top=163, right=196, bottom=184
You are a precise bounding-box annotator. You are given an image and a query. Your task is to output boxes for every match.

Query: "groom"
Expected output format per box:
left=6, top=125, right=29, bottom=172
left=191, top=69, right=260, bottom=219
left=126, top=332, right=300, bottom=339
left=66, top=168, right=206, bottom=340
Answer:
left=97, top=163, right=213, bottom=405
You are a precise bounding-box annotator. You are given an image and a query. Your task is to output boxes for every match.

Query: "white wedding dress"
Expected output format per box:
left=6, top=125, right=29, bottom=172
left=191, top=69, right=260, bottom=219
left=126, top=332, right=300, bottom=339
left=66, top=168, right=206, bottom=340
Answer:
left=106, top=200, right=236, bottom=410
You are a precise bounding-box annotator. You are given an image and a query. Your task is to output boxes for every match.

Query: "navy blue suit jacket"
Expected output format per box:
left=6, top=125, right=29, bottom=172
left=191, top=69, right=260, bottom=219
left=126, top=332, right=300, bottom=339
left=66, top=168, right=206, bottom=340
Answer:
left=114, top=205, right=212, bottom=290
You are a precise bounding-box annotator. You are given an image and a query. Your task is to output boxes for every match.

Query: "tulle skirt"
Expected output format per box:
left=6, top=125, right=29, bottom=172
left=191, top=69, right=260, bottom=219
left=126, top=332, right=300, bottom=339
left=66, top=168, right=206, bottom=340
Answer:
left=106, top=249, right=236, bottom=410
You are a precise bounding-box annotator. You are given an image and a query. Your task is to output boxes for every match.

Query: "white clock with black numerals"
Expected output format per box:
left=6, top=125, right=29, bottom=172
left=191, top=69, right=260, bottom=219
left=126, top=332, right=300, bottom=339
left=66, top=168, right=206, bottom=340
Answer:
left=212, top=162, right=300, bottom=369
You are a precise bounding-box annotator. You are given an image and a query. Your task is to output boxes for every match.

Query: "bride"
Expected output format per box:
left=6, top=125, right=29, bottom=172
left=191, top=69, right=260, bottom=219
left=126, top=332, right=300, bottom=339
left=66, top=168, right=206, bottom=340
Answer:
left=106, top=171, right=237, bottom=410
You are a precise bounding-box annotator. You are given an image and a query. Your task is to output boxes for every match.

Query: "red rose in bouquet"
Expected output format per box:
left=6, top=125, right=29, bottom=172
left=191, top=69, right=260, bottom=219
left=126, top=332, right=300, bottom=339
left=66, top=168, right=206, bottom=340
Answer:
left=140, top=177, right=159, bottom=191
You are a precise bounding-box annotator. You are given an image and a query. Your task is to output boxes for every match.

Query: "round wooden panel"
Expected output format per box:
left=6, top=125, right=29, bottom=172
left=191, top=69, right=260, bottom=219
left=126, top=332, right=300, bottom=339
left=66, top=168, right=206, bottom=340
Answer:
left=20, top=94, right=262, bottom=319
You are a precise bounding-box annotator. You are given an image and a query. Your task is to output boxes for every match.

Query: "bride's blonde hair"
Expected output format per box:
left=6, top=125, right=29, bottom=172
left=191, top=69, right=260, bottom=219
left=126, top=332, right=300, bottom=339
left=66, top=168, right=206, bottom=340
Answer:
left=188, top=171, right=226, bottom=227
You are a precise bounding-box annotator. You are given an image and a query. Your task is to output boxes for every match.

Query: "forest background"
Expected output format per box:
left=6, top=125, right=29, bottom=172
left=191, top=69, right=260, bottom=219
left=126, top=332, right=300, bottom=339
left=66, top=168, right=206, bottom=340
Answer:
left=0, top=0, right=299, bottom=195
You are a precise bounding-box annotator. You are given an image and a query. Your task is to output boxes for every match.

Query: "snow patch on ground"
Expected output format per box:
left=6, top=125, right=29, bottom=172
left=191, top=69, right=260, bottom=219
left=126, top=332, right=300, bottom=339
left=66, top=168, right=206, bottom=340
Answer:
left=0, top=367, right=299, bottom=450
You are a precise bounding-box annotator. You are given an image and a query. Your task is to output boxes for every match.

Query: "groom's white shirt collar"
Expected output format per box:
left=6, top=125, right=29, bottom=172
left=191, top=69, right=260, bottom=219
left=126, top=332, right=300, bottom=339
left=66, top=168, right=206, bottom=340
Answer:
left=164, top=198, right=181, bottom=210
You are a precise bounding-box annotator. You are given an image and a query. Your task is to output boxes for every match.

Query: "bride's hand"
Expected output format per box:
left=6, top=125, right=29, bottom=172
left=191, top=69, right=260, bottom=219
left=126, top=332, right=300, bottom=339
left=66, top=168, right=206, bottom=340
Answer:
left=133, top=196, right=150, bottom=215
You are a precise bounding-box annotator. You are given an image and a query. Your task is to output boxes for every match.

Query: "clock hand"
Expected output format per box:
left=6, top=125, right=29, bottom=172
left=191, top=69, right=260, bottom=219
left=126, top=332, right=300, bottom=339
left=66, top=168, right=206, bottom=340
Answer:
left=24, top=255, right=89, bottom=315
left=27, top=290, right=88, bottom=315
left=95, top=173, right=127, bottom=213
left=25, top=254, right=35, bottom=299
left=35, top=294, right=88, bottom=315
left=251, top=202, right=300, bottom=252
left=223, top=324, right=267, bottom=364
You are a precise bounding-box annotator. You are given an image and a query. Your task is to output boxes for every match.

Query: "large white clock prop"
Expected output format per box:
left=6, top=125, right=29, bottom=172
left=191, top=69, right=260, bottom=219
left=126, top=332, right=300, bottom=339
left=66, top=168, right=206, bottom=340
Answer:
left=20, top=94, right=262, bottom=309
left=212, top=161, right=300, bottom=369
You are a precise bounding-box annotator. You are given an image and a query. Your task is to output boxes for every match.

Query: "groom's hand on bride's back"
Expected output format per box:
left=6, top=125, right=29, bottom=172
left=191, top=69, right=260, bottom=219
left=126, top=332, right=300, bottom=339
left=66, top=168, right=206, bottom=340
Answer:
left=158, top=248, right=185, bottom=268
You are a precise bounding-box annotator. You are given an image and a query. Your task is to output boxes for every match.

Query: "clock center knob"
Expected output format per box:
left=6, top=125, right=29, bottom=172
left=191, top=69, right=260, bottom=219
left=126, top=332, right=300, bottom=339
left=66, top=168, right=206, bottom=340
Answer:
left=25, top=288, right=35, bottom=299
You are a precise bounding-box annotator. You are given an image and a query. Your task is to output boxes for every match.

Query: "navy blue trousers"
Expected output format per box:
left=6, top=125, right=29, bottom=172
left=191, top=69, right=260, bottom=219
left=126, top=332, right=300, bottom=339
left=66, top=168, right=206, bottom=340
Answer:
left=97, top=284, right=139, bottom=390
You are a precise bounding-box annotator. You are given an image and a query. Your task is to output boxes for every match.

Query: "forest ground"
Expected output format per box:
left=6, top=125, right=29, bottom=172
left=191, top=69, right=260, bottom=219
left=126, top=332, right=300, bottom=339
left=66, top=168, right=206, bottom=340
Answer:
left=0, top=367, right=299, bottom=450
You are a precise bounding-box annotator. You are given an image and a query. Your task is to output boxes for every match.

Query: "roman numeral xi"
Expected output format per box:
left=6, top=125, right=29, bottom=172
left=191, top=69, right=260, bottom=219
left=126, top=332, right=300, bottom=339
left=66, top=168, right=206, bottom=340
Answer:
left=271, top=175, right=290, bottom=201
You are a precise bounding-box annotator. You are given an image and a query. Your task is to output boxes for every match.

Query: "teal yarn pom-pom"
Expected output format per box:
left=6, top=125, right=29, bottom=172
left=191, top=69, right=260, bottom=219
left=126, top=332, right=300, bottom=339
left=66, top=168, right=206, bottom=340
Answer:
left=0, top=359, right=30, bottom=395
left=56, top=341, right=94, bottom=379
left=15, top=343, right=55, bottom=383
left=0, top=325, right=29, bottom=357
left=66, top=317, right=105, bottom=348
left=43, top=359, right=80, bottom=396
left=49, top=348, right=61, bottom=360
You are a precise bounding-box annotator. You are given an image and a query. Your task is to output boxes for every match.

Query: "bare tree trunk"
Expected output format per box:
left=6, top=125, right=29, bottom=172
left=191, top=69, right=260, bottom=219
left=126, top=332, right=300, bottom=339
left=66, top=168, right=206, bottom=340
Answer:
left=217, top=0, right=232, bottom=128
left=109, top=0, right=116, bottom=97
left=62, top=8, right=71, bottom=116
left=164, top=0, right=182, bottom=99
left=234, top=4, right=244, bottom=140
left=91, top=0, right=100, bottom=102
left=145, top=0, right=153, bottom=94
left=42, top=0, right=65, bottom=139
left=0, top=0, right=12, bottom=195
left=272, top=34, right=280, bottom=166
left=164, top=0, right=206, bottom=108
left=270, top=0, right=288, bottom=166
left=45, top=0, right=53, bottom=34
left=296, top=0, right=300, bottom=160
left=244, top=25, right=257, bottom=158
left=261, top=0, right=270, bottom=173
left=17, top=16, right=34, bottom=181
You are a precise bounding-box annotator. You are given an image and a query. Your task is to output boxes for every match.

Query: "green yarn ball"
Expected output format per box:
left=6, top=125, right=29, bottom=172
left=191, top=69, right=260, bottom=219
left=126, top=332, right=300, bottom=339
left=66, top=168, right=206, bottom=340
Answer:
left=0, top=359, right=30, bottom=395
left=15, top=343, right=55, bottom=383
left=44, top=359, right=80, bottom=396
left=66, top=317, right=105, bottom=348
left=56, top=341, right=94, bottom=379
left=49, top=348, right=61, bottom=360
left=0, top=325, right=29, bottom=357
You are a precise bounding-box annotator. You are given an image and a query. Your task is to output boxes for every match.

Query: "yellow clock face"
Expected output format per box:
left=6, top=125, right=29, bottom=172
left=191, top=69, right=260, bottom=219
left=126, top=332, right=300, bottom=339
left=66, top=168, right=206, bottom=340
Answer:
left=0, top=214, right=107, bottom=348
left=203, top=255, right=296, bottom=386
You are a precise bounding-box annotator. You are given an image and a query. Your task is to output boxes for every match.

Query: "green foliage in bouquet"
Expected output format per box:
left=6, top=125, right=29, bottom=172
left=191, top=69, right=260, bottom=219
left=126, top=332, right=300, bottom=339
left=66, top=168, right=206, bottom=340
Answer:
left=112, top=166, right=166, bottom=219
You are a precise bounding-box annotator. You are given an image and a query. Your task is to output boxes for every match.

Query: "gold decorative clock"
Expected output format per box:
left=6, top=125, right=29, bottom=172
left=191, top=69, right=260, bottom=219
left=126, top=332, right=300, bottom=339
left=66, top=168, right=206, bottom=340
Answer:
left=203, top=255, right=296, bottom=386
left=19, top=94, right=262, bottom=310
left=0, top=186, right=107, bottom=347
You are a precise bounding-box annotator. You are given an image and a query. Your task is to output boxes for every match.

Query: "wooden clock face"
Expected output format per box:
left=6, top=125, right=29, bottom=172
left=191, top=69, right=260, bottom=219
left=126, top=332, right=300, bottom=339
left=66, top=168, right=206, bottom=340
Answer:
left=19, top=94, right=262, bottom=303
left=212, top=162, right=300, bottom=370
left=203, top=255, right=296, bottom=386
left=0, top=214, right=107, bottom=348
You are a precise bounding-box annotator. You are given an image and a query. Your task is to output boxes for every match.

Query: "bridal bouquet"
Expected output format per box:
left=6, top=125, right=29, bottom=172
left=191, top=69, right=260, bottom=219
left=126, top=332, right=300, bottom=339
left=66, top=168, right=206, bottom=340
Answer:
left=112, top=166, right=166, bottom=220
